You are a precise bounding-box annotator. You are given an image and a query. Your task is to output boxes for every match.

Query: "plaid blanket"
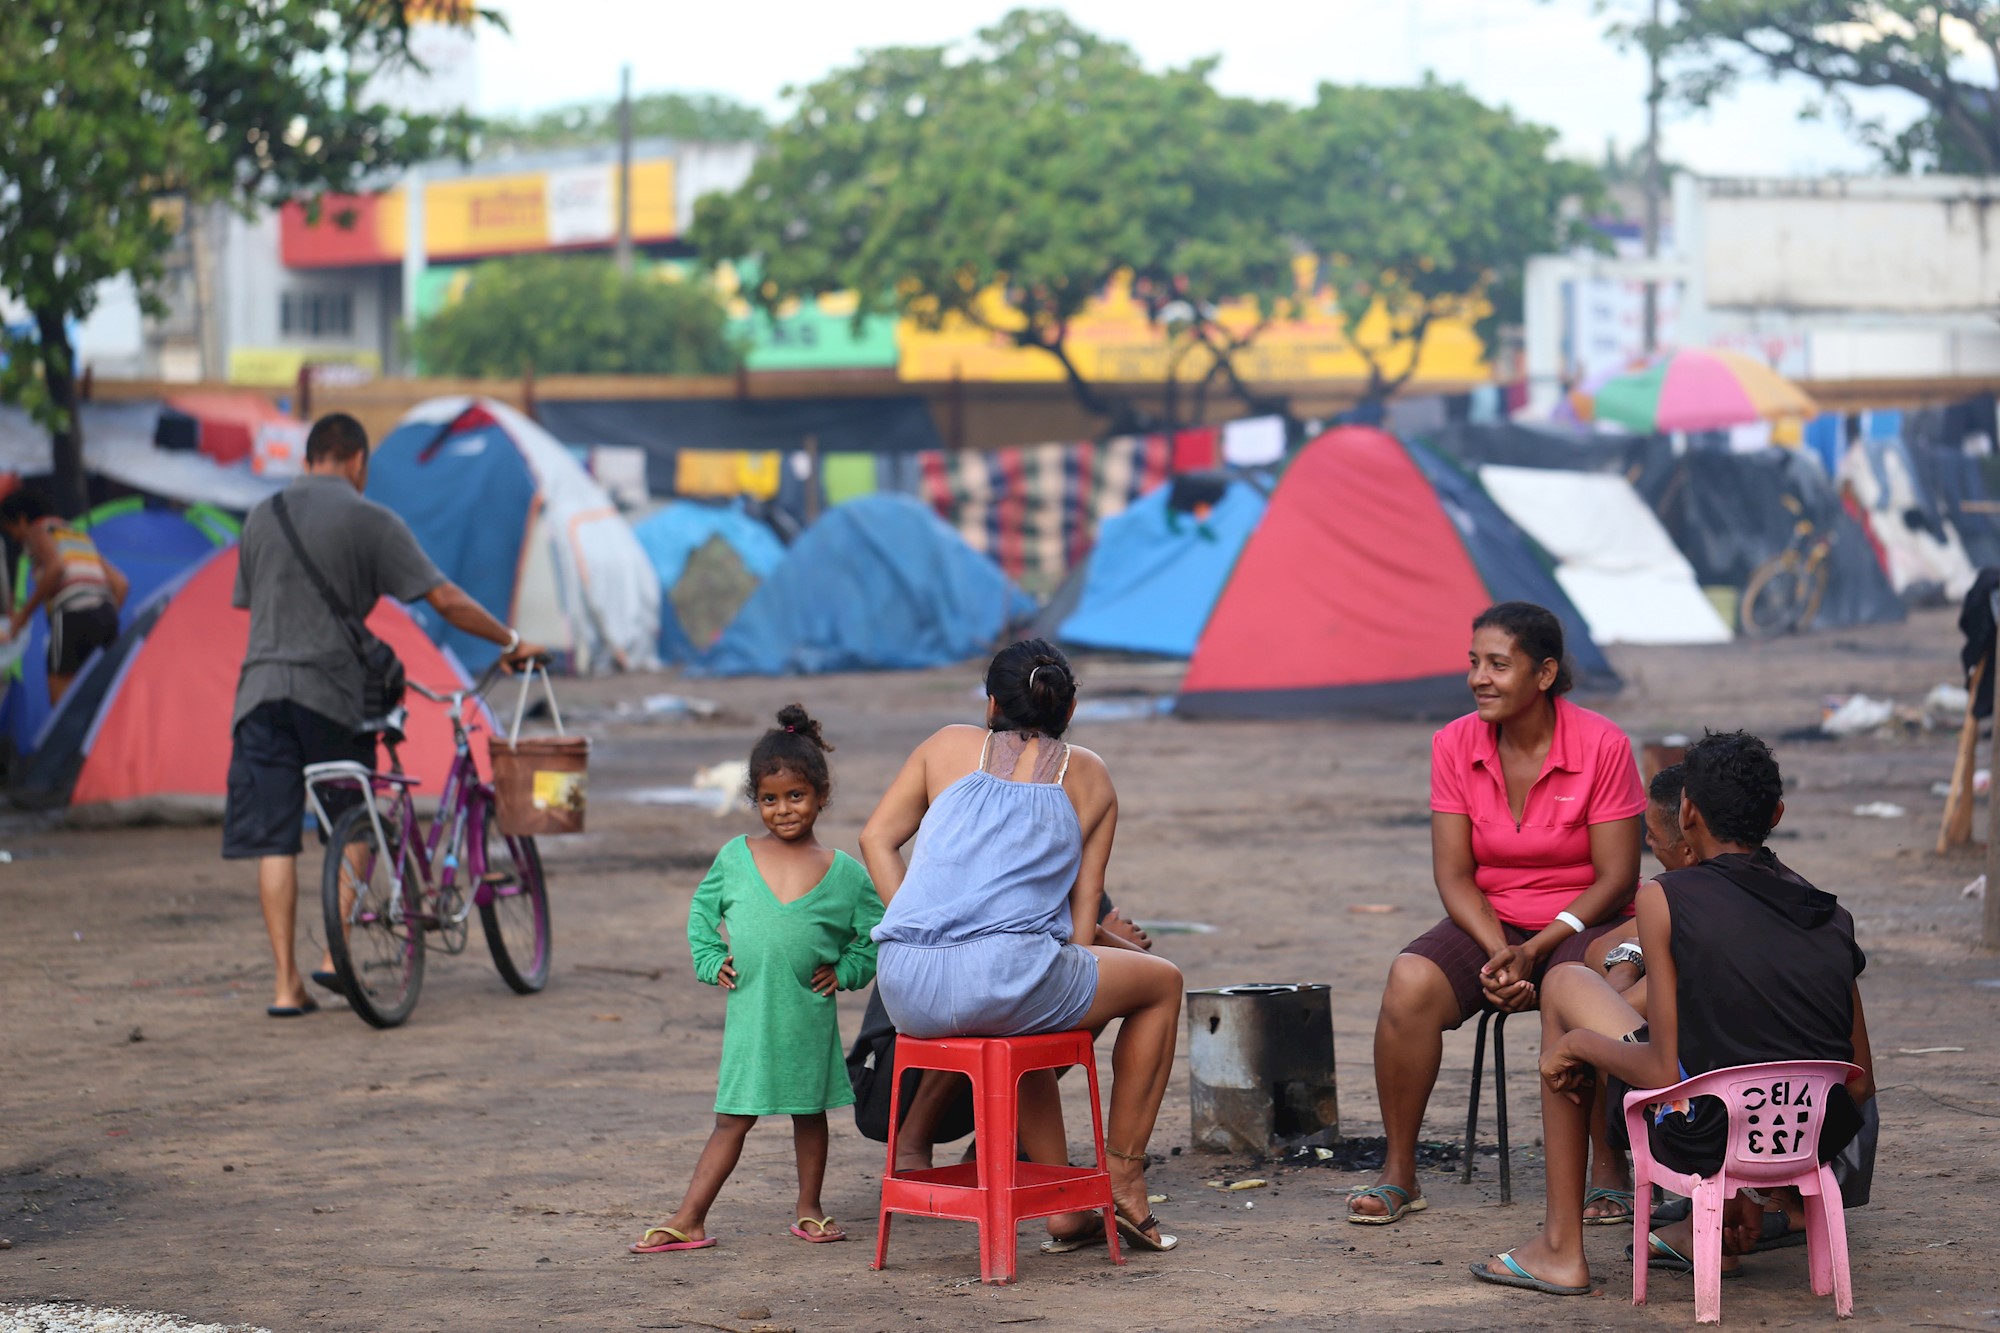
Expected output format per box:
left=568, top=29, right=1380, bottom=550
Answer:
left=915, top=435, right=1174, bottom=593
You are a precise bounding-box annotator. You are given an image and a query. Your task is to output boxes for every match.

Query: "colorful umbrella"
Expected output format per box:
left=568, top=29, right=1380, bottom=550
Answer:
left=1591, top=348, right=1816, bottom=433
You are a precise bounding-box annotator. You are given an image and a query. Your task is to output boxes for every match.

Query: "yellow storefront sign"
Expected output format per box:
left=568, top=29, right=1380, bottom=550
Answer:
left=897, top=272, right=1490, bottom=386
left=423, top=160, right=677, bottom=260
left=228, top=347, right=382, bottom=387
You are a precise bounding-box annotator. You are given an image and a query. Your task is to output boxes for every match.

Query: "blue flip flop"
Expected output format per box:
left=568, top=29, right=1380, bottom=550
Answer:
left=1347, top=1183, right=1428, bottom=1225
left=1624, top=1232, right=1744, bottom=1277
left=1582, top=1186, right=1636, bottom=1225
left=1469, top=1251, right=1592, bottom=1296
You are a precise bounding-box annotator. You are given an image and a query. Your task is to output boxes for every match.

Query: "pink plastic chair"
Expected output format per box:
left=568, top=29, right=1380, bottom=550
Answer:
left=1625, top=1060, right=1862, bottom=1323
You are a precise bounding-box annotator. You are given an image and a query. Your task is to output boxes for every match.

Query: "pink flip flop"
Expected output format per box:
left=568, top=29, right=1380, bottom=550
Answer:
left=789, top=1216, right=847, bottom=1243
left=630, top=1225, right=717, bottom=1254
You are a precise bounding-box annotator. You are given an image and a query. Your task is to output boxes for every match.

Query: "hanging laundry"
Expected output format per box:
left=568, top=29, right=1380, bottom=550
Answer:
left=1222, top=415, right=1286, bottom=467
left=821, top=452, right=880, bottom=506
left=1171, top=427, right=1219, bottom=473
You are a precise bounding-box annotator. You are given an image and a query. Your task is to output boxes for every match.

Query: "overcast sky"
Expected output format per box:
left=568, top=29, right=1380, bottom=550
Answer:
left=476, top=0, right=1917, bottom=176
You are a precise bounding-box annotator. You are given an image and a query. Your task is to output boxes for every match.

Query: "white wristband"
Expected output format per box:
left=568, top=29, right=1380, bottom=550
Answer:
left=503, top=628, right=521, bottom=654
left=1554, top=910, right=1586, bottom=935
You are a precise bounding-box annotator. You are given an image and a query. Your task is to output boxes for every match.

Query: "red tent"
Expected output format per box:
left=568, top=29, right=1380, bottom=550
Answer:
left=60, top=547, right=472, bottom=809
left=1175, top=426, right=1615, bottom=718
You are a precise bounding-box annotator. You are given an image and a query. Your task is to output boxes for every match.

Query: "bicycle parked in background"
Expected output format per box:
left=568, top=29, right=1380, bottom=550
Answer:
left=1740, top=495, right=1834, bottom=638
left=306, top=662, right=552, bottom=1028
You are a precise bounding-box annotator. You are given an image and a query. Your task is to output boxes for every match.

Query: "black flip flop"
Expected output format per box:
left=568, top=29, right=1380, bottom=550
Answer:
left=266, top=997, right=320, bottom=1018
left=309, top=969, right=344, bottom=994
left=1115, top=1211, right=1178, bottom=1252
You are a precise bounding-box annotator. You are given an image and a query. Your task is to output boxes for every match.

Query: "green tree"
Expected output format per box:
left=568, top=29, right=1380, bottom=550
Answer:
left=481, top=91, right=767, bottom=153
left=1650, top=1, right=2000, bottom=172
left=692, top=9, right=1290, bottom=431
left=1274, top=80, right=1604, bottom=401
left=0, top=1, right=488, bottom=515
left=413, top=256, right=743, bottom=377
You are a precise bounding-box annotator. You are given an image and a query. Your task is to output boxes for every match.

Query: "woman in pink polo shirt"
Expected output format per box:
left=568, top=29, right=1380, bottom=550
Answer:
left=1349, top=602, right=1644, bottom=1225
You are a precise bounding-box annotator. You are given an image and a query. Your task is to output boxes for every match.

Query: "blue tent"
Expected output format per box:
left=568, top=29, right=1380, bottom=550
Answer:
left=368, top=398, right=660, bottom=674
left=632, top=502, right=786, bottom=661
left=3, top=499, right=236, bottom=756
left=1054, top=476, right=1266, bottom=657
left=692, top=494, right=1034, bottom=676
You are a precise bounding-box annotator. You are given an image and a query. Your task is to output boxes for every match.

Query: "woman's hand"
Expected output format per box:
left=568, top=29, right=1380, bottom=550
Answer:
left=1540, top=1032, right=1595, bottom=1104
left=1479, top=942, right=1541, bottom=1012
left=809, top=963, right=839, bottom=996
left=715, top=955, right=737, bottom=990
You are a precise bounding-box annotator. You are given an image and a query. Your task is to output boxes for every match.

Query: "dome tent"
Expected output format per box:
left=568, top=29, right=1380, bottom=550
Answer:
left=693, top=494, right=1035, bottom=677
left=632, top=501, right=786, bottom=661
left=1041, top=472, right=1266, bottom=658
left=17, top=547, right=469, bottom=815
left=1177, top=426, right=1616, bottom=718
left=3, top=498, right=237, bottom=759
left=368, top=398, right=660, bottom=674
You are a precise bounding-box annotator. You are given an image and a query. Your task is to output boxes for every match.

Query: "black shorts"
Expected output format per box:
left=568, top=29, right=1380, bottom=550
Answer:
left=222, top=700, right=375, bottom=860
left=49, top=601, right=119, bottom=676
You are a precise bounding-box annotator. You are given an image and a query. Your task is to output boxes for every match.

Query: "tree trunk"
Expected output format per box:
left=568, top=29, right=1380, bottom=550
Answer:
left=35, top=307, right=87, bottom=518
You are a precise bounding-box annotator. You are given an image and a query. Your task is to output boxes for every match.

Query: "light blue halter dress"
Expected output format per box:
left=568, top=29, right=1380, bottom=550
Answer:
left=873, top=730, right=1100, bottom=1040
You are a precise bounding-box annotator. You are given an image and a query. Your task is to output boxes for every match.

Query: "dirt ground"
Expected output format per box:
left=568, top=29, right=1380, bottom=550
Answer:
left=5, top=608, right=2000, bottom=1332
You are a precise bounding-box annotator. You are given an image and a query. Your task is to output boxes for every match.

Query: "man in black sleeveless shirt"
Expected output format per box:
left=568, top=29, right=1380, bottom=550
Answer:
left=1472, top=730, right=1875, bottom=1297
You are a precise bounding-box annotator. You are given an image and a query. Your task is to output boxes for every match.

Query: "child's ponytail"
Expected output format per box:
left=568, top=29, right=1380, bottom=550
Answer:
left=747, top=703, right=834, bottom=803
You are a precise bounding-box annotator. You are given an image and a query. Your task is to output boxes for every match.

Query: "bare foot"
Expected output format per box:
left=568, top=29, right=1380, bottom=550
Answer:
left=1651, top=1216, right=1742, bottom=1274
left=1476, top=1233, right=1589, bottom=1289
left=1108, top=1157, right=1164, bottom=1246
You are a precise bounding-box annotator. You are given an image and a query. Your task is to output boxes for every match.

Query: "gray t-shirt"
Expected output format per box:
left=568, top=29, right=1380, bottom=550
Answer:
left=233, top=474, right=446, bottom=732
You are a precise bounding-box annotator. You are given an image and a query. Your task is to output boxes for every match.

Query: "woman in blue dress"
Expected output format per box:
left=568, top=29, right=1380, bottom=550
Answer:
left=860, top=639, right=1184, bottom=1252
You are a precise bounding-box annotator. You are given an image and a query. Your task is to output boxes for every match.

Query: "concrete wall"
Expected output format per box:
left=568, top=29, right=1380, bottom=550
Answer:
left=1700, top=176, right=2000, bottom=315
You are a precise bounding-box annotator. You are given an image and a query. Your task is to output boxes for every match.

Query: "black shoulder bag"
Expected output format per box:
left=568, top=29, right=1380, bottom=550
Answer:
left=270, top=492, right=407, bottom=728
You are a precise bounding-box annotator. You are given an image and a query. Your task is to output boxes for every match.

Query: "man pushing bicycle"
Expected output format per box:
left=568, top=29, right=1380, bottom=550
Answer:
left=224, top=412, right=541, bottom=1018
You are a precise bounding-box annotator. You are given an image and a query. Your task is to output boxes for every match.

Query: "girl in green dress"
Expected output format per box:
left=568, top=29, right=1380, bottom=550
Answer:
left=630, top=704, right=883, bottom=1254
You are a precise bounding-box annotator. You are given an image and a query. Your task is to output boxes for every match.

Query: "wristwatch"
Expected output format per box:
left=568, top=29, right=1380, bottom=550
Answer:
left=1603, top=941, right=1646, bottom=975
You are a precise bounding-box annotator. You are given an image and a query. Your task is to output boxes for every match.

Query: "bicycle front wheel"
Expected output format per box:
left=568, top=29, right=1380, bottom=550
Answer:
left=477, top=796, right=552, bottom=994
left=1741, top=553, right=1807, bottom=638
left=322, top=803, right=426, bottom=1028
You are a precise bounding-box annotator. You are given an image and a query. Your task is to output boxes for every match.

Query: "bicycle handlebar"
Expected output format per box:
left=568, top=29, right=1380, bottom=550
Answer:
left=408, top=652, right=553, bottom=712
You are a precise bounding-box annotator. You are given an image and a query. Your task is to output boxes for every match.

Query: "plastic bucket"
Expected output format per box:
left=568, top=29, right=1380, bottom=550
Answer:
left=489, top=735, right=590, bottom=836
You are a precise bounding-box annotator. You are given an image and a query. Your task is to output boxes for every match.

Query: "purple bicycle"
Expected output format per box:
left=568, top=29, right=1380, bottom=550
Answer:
left=305, top=663, right=552, bottom=1029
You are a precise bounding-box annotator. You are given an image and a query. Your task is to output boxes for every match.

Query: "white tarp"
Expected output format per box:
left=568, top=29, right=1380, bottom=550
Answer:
left=1837, top=438, right=1977, bottom=600
left=1479, top=464, right=1733, bottom=645
left=0, top=402, right=280, bottom=511
left=395, top=397, right=660, bottom=672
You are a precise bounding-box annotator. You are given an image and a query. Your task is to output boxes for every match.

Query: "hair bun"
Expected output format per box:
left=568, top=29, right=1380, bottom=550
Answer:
left=774, top=702, right=832, bottom=752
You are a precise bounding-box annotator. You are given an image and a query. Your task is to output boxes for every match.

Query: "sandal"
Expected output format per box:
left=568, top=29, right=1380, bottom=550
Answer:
left=789, top=1216, right=846, bottom=1243
left=1347, top=1183, right=1428, bottom=1225
left=1623, top=1232, right=1743, bottom=1277
left=1040, top=1216, right=1107, bottom=1254
left=1582, top=1186, right=1636, bottom=1226
left=1114, top=1210, right=1178, bottom=1252
left=629, top=1225, right=717, bottom=1254
left=1469, top=1250, right=1592, bottom=1296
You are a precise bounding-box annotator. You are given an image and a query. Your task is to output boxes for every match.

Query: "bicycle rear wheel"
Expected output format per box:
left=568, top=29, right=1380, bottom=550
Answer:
left=323, top=803, right=426, bottom=1028
left=1741, top=553, right=1807, bottom=638
left=477, top=795, right=551, bottom=994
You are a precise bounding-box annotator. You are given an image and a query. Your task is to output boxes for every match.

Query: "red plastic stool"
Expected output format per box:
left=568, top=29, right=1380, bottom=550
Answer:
left=872, top=1030, right=1123, bottom=1284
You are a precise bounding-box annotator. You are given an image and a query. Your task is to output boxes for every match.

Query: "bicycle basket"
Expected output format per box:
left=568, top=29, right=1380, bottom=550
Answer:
left=487, top=663, right=589, bottom=836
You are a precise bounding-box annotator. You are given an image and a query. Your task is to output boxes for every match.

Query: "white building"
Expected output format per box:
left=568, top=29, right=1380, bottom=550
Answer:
left=1524, top=173, right=2000, bottom=417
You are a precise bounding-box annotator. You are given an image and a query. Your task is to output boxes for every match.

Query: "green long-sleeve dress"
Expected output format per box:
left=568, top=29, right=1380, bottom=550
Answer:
left=687, top=836, right=884, bottom=1116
